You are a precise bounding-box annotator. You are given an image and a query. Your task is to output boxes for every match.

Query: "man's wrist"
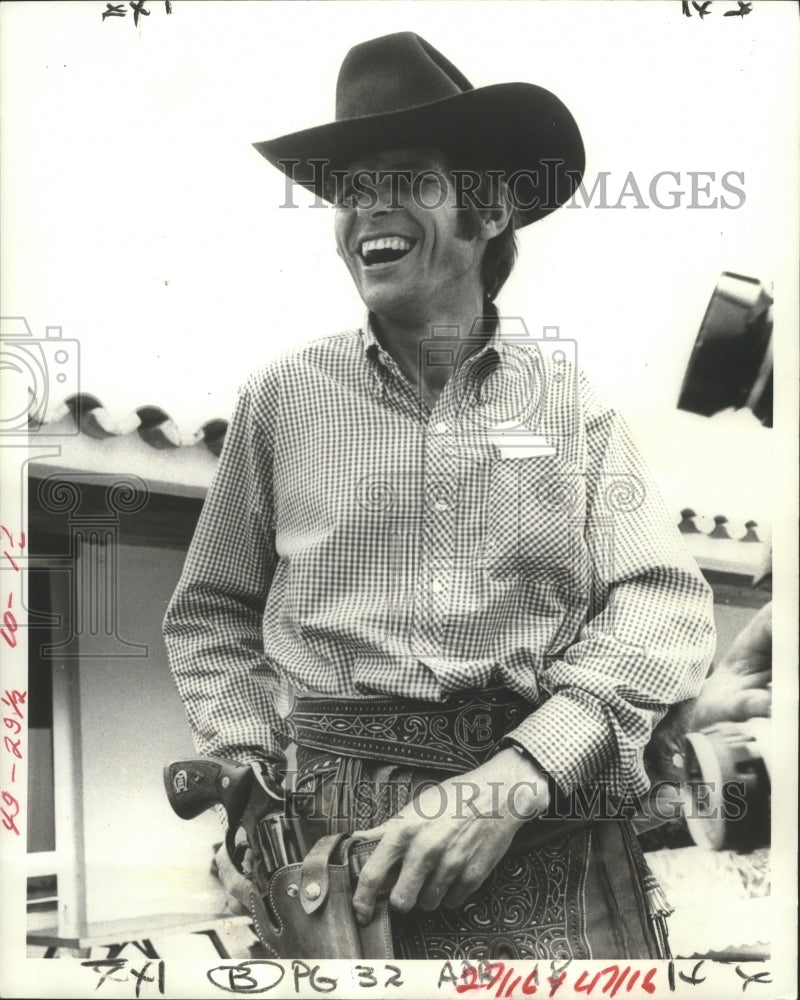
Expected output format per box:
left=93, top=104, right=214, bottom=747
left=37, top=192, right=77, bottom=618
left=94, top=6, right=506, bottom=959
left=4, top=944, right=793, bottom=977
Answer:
left=504, top=739, right=548, bottom=778
left=496, top=743, right=550, bottom=819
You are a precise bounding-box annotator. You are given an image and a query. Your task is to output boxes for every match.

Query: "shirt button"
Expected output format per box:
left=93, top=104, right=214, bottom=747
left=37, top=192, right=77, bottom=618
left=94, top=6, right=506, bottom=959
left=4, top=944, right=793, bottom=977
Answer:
left=434, top=421, right=449, bottom=434
left=432, top=498, right=449, bottom=512
left=431, top=578, right=446, bottom=594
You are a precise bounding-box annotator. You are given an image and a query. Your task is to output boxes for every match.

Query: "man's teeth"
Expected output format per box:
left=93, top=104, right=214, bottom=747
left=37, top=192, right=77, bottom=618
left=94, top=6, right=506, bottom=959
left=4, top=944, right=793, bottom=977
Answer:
left=360, top=236, right=414, bottom=264
left=361, top=237, right=412, bottom=255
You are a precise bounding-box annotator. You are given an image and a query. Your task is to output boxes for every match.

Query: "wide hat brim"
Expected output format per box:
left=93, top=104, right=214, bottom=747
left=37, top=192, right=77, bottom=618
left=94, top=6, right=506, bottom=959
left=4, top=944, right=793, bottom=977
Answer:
left=254, top=82, right=585, bottom=227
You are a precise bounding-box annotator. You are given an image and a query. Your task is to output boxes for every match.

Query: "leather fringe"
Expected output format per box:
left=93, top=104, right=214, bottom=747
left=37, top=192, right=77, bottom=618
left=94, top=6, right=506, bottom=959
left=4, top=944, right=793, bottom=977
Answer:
left=642, top=870, right=674, bottom=960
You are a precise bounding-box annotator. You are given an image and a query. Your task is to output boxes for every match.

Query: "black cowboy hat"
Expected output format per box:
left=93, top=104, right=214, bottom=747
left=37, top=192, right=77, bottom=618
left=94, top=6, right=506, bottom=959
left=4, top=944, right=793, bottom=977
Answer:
left=254, top=32, right=585, bottom=227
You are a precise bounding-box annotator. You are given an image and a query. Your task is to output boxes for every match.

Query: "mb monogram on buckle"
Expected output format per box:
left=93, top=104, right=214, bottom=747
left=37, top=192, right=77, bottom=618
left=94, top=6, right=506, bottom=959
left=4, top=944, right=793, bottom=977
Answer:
left=286, top=687, right=531, bottom=773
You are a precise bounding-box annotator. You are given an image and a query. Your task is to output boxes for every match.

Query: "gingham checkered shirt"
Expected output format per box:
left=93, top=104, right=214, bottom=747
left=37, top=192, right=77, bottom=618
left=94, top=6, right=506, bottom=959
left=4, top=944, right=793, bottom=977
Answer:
left=164, top=315, right=715, bottom=797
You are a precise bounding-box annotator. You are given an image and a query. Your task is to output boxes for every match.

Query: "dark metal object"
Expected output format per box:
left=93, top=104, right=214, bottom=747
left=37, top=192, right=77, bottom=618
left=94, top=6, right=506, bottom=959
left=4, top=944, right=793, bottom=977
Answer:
left=163, top=756, right=310, bottom=892
left=678, top=272, right=773, bottom=428
left=683, top=719, right=771, bottom=852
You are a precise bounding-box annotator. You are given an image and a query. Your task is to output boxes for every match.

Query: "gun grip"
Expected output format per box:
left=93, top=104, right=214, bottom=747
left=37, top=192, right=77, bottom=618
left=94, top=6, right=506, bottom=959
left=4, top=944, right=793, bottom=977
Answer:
left=163, top=756, right=253, bottom=822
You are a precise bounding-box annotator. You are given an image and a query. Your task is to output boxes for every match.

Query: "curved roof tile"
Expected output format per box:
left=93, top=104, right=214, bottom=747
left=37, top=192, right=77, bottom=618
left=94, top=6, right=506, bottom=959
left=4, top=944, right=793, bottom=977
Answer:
left=29, top=393, right=229, bottom=456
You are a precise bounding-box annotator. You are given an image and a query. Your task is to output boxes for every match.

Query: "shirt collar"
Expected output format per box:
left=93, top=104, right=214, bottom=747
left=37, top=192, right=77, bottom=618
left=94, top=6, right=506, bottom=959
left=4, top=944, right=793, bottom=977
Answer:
left=359, top=310, right=505, bottom=400
left=359, top=311, right=383, bottom=363
left=359, top=313, right=396, bottom=397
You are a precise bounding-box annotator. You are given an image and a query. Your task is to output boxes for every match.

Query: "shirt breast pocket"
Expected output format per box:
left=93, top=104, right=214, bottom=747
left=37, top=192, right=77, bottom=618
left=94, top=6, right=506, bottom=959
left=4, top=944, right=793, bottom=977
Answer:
left=484, top=454, right=588, bottom=578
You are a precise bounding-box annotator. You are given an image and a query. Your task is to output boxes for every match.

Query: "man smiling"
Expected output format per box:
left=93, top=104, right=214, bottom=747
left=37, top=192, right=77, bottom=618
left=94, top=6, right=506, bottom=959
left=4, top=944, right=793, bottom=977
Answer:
left=164, top=32, right=715, bottom=959
left=332, top=148, right=511, bottom=411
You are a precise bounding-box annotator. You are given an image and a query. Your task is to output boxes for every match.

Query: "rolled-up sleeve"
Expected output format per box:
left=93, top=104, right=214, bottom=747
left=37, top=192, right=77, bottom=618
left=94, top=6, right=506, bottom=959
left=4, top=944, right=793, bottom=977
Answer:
left=163, top=369, right=288, bottom=781
left=508, top=377, right=716, bottom=797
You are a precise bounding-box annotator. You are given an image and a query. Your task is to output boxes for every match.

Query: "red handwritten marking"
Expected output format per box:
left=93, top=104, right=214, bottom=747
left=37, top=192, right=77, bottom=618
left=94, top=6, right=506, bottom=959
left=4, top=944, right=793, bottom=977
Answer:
left=455, top=965, right=476, bottom=993
left=506, top=974, right=522, bottom=998
left=496, top=967, right=513, bottom=998
left=452, top=963, right=660, bottom=998
left=1, top=690, right=26, bottom=835
left=613, top=967, right=633, bottom=997
left=1, top=599, right=18, bottom=649
left=0, top=526, right=24, bottom=547
left=488, top=963, right=506, bottom=993
left=1, top=690, right=26, bottom=718
left=574, top=967, right=658, bottom=996
left=1, top=789, right=20, bottom=835
left=547, top=970, right=568, bottom=997
left=522, top=969, right=538, bottom=995
left=456, top=962, right=505, bottom=995
left=1, top=525, right=25, bottom=572
left=2, top=527, right=26, bottom=547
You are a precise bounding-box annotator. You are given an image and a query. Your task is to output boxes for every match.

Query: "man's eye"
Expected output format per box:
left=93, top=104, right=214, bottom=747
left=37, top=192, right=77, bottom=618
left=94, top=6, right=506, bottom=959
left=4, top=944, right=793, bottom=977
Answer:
left=331, top=184, right=356, bottom=208
left=325, top=177, right=352, bottom=206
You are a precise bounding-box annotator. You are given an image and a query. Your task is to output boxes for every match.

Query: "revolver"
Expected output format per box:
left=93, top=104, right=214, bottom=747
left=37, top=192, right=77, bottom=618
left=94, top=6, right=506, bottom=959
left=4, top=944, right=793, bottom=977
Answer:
left=163, top=756, right=311, bottom=894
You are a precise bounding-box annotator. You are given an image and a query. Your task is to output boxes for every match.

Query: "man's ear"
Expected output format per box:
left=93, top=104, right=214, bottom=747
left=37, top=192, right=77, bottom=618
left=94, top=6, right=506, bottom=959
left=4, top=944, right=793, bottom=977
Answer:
left=477, top=180, right=514, bottom=240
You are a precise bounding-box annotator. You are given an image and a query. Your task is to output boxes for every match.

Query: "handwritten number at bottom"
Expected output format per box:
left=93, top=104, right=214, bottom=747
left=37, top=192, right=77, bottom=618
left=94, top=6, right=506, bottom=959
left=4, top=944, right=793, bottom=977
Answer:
left=81, top=960, right=165, bottom=996
left=355, top=965, right=404, bottom=989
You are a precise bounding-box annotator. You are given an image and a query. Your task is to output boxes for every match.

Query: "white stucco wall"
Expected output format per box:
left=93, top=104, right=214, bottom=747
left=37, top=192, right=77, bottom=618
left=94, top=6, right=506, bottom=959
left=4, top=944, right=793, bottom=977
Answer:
left=74, top=542, right=226, bottom=922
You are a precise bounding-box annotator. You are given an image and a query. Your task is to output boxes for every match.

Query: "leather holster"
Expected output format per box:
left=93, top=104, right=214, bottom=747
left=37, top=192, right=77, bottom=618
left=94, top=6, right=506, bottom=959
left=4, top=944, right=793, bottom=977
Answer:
left=248, top=832, right=393, bottom=959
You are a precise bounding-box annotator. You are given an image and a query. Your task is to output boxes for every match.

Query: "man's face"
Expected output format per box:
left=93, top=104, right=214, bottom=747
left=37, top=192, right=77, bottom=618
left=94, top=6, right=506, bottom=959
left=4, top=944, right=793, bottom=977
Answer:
left=333, top=148, right=485, bottom=324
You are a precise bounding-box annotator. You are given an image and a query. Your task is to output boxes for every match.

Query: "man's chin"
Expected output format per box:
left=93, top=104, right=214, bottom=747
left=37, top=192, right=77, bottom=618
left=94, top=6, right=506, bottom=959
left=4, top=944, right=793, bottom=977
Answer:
left=358, top=284, right=421, bottom=323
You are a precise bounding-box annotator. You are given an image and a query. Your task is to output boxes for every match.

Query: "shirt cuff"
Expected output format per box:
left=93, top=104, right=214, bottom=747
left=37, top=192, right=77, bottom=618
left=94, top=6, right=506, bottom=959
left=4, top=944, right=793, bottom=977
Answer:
left=505, top=692, right=613, bottom=793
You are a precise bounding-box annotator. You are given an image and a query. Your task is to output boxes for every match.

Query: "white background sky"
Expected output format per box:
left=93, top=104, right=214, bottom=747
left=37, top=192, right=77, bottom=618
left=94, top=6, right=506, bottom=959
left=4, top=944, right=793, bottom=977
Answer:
left=2, top=0, right=798, bottom=531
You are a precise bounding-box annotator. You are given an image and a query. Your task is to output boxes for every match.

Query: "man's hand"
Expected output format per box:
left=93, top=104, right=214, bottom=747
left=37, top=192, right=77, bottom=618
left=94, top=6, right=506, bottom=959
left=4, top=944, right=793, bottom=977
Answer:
left=350, top=748, right=550, bottom=925
left=689, top=601, right=772, bottom=730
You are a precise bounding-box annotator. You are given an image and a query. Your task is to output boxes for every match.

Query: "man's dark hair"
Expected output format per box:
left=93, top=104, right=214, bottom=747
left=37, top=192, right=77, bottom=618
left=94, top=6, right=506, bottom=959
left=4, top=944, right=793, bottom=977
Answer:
left=446, top=154, right=519, bottom=304
left=479, top=208, right=518, bottom=304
